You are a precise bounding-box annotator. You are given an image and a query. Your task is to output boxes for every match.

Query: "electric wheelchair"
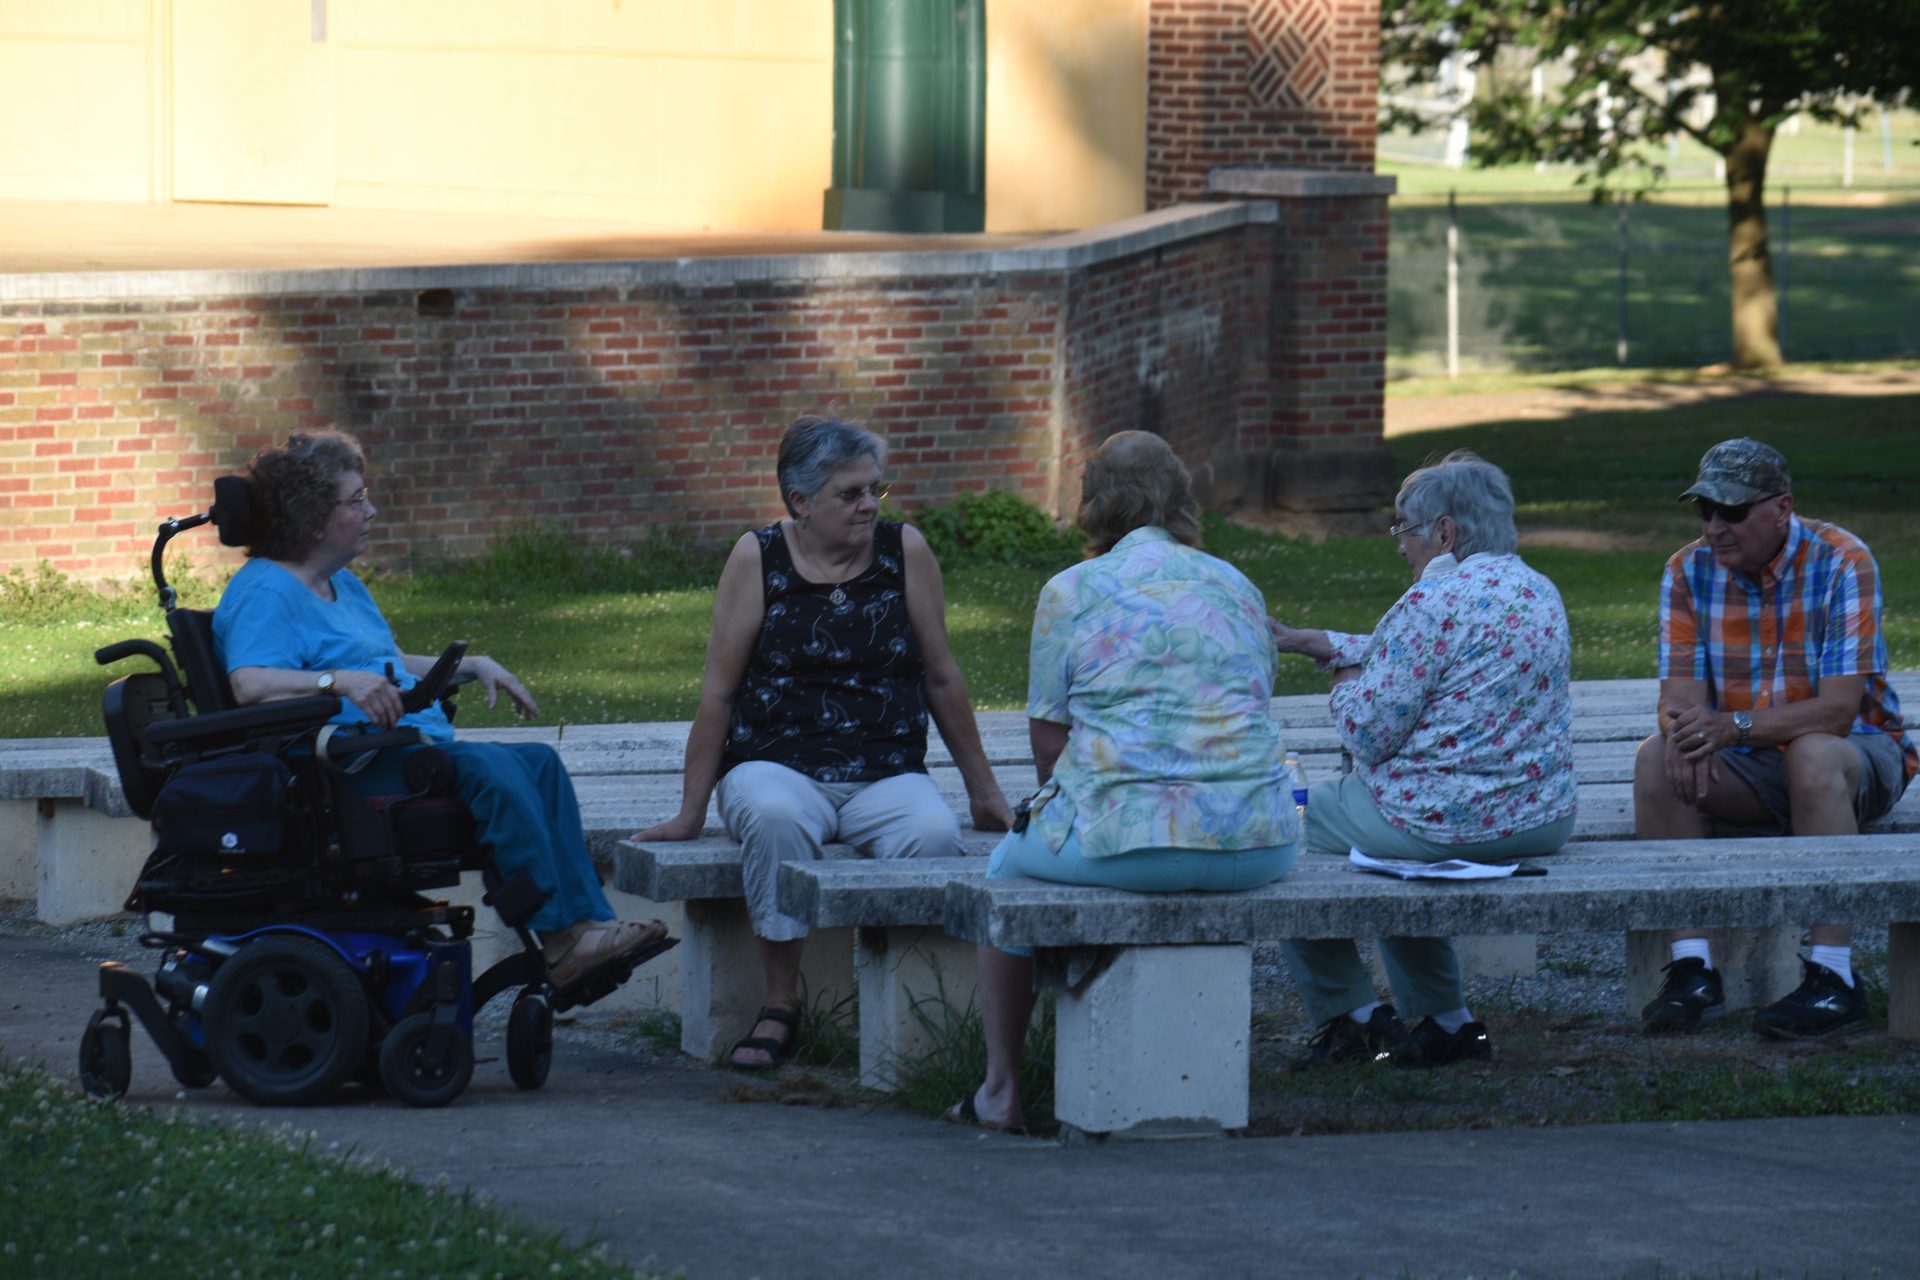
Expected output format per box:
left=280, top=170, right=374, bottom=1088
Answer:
left=79, top=475, right=671, bottom=1108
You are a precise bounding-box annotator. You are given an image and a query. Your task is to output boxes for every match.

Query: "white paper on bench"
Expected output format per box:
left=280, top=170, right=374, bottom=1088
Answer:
left=1348, top=848, right=1536, bottom=880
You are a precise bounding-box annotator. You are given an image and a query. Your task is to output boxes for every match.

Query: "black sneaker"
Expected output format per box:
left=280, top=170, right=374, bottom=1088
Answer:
left=1403, top=1017, right=1494, bottom=1068
left=1289, top=1004, right=1417, bottom=1073
left=1752, top=959, right=1868, bottom=1041
left=1641, top=956, right=1725, bottom=1033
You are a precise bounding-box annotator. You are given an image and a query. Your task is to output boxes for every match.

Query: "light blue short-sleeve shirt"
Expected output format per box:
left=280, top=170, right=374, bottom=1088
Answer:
left=212, top=558, right=454, bottom=743
left=1025, top=526, right=1297, bottom=858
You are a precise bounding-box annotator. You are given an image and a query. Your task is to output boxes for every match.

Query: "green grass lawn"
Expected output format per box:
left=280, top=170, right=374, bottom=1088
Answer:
left=3, top=388, right=1915, bottom=737
left=0, top=1060, right=653, bottom=1280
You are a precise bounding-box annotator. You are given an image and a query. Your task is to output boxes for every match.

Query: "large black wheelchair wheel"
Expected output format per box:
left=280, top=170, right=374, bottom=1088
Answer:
left=79, top=1007, right=133, bottom=1099
left=506, top=992, right=553, bottom=1090
left=378, top=1011, right=473, bottom=1108
left=203, top=935, right=370, bottom=1106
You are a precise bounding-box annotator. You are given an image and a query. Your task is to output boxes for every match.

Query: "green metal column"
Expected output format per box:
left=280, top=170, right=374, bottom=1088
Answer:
left=824, top=0, right=985, bottom=234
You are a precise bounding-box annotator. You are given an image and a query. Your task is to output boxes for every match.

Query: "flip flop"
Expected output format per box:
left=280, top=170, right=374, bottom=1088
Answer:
left=726, top=1006, right=800, bottom=1072
left=544, top=918, right=670, bottom=988
left=944, top=1090, right=1028, bottom=1137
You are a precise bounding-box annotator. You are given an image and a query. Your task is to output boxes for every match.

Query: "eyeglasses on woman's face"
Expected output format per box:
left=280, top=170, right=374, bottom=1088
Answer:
left=336, top=486, right=373, bottom=512
left=829, top=482, right=889, bottom=505
left=1389, top=515, right=1438, bottom=541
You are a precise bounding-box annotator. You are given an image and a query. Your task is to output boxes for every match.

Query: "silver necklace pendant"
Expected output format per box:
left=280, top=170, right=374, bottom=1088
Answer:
left=829, top=586, right=847, bottom=606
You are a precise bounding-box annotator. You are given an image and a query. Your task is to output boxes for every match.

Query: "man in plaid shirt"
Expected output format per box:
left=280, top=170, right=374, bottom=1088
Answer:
left=1634, top=438, right=1915, bottom=1039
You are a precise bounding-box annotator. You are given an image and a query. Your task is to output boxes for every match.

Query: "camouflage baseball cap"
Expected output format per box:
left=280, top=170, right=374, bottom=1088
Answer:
left=1679, top=438, right=1791, bottom=505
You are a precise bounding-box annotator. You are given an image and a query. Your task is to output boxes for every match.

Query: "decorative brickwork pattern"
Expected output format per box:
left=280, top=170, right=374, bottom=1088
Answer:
left=1247, top=0, right=1332, bottom=109
left=1147, top=0, right=1378, bottom=208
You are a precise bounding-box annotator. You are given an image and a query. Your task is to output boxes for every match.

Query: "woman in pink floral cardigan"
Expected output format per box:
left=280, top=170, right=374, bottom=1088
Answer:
left=1269, top=449, right=1576, bottom=1073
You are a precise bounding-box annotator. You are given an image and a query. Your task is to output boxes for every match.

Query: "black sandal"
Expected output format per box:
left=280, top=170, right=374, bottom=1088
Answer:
left=726, top=1006, right=800, bottom=1072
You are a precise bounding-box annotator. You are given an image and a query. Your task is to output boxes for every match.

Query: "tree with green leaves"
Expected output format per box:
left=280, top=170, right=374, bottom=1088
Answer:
left=1382, top=2, right=1920, bottom=369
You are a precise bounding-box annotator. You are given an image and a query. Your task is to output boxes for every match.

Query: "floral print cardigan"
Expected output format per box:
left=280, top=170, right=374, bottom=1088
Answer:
left=1322, top=552, right=1577, bottom=844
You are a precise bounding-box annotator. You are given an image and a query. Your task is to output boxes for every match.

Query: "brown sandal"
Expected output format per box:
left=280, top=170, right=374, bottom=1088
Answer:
left=543, top=918, right=669, bottom=988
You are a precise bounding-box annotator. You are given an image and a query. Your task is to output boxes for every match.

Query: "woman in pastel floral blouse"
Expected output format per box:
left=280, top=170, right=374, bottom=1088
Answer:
left=1269, top=449, right=1576, bottom=1073
left=949, top=431, right=1302, bottom=1134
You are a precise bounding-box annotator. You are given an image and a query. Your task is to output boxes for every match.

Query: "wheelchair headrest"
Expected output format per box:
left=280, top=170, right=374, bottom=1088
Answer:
left=211, top=474, right=255, bottom=548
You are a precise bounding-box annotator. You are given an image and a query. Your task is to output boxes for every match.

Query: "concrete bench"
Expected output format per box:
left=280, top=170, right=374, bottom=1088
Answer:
left=616, top=833, right=1000, bottom=1062
left=913, top=832, right=1920, bottom=1138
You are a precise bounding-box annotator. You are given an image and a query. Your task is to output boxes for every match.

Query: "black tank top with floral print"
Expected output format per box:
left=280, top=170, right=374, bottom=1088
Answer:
left=722, top=520, right=929, bottom=783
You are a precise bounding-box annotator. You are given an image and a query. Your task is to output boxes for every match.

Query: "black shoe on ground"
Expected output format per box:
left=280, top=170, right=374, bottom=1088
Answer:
left=1290, top=1003, right=1417, bottom=1073
left=1641, top=956, right=1725, bottom=1033
left=1403, top=1017, right=1494, bottom=1068
left=1751, top=959, right=1868, bottom=1041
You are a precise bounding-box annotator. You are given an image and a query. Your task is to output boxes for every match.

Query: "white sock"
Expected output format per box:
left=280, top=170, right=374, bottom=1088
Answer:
left=1810, top=944, right=1854, bottom=987
left=1671, top=938, right=1713, bottom=969
left=1429, top=1007, right=1472, bottom=1034
left=1347, top=1000, right=1383, bottom=1024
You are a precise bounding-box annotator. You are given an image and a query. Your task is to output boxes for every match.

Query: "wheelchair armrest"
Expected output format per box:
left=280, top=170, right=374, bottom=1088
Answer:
left=145, top=695, right=341, bottom=748
left=316, top=724, right=424, bottom=768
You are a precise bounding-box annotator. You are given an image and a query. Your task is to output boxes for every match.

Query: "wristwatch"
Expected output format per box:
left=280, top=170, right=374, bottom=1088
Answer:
left=1732, top=709, right=1753, bottom=747
left=316, top=670, right=336, bottom=695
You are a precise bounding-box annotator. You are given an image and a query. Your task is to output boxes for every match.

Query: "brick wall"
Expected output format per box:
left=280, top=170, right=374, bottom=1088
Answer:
left=2, top=194, right=1392, bottom=582
left=1147, top=0, right=1380, bottom=208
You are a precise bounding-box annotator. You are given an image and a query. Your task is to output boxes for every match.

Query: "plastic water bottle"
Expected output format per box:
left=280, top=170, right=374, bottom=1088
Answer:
left=1286, top=755, right=1309, bottom=815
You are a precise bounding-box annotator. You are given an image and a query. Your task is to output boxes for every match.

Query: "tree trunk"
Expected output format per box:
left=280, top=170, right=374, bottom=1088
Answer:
left=1723, top=117, right=1782, bottom=370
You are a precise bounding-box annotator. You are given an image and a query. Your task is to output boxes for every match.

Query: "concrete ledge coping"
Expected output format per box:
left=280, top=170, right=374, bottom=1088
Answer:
left=1208, top=169, right=1399, bottom=199
left=0, top=203, right=1267, bottom=303
left=942, top=834, right=1920, bottom=951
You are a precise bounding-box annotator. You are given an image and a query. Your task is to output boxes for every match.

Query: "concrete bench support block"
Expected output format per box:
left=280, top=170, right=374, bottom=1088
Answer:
left=1, top=798, right=37, bottom=900
left=1889, top=921, right=1919, bottom=1043
left=678, top=898, right=854, bottom=1060
left=36, top=801, right=149, bottom=925
left=1625, top=926, right=1801, bottom=1014
left=854, top=926, right=979, bottom=1089
left=1054, top=944, right=1251, bottom=1139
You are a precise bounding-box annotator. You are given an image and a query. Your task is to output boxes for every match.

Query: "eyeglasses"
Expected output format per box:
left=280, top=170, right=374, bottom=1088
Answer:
left=1388, top=515, right=1438, bottom=540
left=337, top=487, right=373, bottom=512
left=830, top=482, right=890, bottom=504
left=1691, top=494, right=1776, bottom=525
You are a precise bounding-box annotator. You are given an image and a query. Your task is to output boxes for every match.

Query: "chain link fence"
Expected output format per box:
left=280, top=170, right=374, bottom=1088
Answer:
left=1388, top=186, right=1920, bottom=378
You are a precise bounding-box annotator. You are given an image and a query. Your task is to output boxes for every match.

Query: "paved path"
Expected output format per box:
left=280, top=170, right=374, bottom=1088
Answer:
left=5, top=909, right=1918, bottom=1279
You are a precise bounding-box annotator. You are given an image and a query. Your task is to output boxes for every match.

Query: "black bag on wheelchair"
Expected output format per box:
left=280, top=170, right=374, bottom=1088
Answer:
left=150, top=752, right=297, bottom=860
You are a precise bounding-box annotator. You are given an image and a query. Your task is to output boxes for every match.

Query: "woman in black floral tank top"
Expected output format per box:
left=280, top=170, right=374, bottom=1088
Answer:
left=638, top=415, right=1011, bottom=1069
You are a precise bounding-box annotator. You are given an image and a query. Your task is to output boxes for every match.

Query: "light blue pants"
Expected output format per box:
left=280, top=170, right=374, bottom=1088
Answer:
left=352, top=740, right=612, bottom=935
left=1281, top=771, right=1575, bottom=1025
left=986, top=823, right=1303, bottom=957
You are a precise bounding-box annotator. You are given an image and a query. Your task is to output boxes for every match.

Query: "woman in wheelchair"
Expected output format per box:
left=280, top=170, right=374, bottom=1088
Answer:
left=213, top=428, right=667, bottom=989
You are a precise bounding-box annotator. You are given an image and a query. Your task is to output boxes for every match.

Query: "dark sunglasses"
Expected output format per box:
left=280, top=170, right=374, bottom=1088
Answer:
left=1691, top=494, right=1776, bottom=525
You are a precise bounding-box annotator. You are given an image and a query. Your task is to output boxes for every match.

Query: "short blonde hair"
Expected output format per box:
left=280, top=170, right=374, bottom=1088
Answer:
left=1076, top=431, right=1201, bottom=555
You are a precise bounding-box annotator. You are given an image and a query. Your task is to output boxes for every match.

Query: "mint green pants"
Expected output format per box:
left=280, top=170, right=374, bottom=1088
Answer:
left=1280, top=772, right=1575, bottom=1026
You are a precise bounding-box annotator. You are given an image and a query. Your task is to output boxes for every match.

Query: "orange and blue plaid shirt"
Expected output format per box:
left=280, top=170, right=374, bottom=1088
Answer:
left=1659, top=516, right=1916, bottom=781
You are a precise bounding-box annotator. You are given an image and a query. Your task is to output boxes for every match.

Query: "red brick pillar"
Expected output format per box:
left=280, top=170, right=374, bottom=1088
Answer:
left=1213, top=170, right=1397, bottom=533
left=1146, top=0, right=1380, bottom=208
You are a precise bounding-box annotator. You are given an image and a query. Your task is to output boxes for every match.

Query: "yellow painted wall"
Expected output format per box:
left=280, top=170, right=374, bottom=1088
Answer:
left=0, top=0, right=161, bottom=201
left=984, top=0, right=1146, bottom=232
left=0, top=0, right=1147, bottom=232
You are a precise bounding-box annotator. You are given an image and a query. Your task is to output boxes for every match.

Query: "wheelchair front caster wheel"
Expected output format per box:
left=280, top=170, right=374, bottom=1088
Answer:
left=79, top=1008, right=133, bottom=1099
left=506, top=993, right=553, bottom=1091
left=379, top=1012, right=473, bottom=1108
